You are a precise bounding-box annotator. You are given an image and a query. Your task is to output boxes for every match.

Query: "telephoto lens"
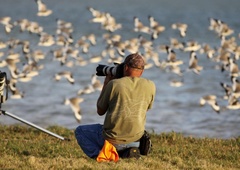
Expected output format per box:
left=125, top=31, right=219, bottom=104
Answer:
left=96, top=63, right=124, bottom=78
left=96, top=64, right=117, bottom=76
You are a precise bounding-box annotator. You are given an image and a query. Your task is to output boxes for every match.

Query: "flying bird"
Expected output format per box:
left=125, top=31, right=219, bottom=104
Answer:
left=35, top=0, right=52, bottom=17
left=148, top=15, right=165, bottom=40
left=199, top=95, right=220, bottom=113
left=166, top=46, right=177, bottom=62
left=91, top=74, right=103, bottom=91
left=230, top=76, right=240, bottom=98
left=228, top=58, right=239, bottom=77
left=226, top=94, right=240, bottom=110
left=169, top=78, right=184, bottom=87
left=64, top=97, right=84, bottom=123
left=220, top=82, right=232, bottom=99
left=8, top=78, right=24, bottom=99
left=54, top=71, right=75, bottom=84
left=133, top=16, right=151, bottom=34
left=188, top=51, right=203, bottom=74
left=171, top=22, right=188, bottom=37
left=0, top=16, right=13, bottom=33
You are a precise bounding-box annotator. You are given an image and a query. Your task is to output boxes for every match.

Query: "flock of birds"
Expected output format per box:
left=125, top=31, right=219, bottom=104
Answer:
left=0, top=0, right=240, bottom=123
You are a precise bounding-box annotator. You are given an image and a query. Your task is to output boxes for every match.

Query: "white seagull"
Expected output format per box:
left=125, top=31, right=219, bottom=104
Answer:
left=188, top=51, right=203, bottom=75
left=54, top=71, right=75, bottom=85
left=35, top=0, right=52, bottom=17
left=64, top=97, right=84, bottom=123
left=199, top=95, right=220, bottom=113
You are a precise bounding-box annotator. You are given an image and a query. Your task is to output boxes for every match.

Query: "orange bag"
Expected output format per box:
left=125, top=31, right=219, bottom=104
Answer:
left=96, top=140, right=119, bottom=162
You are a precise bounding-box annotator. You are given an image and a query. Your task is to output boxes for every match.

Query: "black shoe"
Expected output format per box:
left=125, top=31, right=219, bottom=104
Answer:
left=139, top=131, right=152, bottom=155
left=118, top=147, right=140, bottom=159
left=128, top=147, right=141, bottom=159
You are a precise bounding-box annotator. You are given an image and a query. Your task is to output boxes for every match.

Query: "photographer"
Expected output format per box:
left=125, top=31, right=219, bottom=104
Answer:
left=75, top=53, right=156, bottom=159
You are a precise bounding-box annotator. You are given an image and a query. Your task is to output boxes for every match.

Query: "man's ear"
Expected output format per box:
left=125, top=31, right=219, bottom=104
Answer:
left=124, top=64, right=128, bottom=71
left=123, top=64, right=128, bottom=75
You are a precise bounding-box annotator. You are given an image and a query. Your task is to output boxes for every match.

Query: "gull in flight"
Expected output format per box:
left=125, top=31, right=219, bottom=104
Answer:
left=54, top=71, right=75, bottom=85
left=188, top=51, right=203, bottom=75
left=199, top=95, right=220, bottom=113
left=64, top=97, right=84, bottom=123
left=35, top=0, right=52, bottom=17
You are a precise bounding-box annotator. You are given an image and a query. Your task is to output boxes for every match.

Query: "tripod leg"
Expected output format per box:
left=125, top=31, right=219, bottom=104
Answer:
left=1, top=110, right=68, bottom=141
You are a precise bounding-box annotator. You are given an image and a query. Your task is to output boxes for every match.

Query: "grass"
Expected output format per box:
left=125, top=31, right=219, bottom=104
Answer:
left=0, top=125, right=239, bottom=170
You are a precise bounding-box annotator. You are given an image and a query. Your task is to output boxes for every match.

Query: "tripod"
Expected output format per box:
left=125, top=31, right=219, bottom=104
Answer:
left=0, top=71, right=69, bottom=141
left=0, top=110, right=69, bottom=140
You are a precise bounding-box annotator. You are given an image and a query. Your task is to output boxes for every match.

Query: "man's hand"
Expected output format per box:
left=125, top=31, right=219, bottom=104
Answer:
left=103, top=74, right=115, bottom=86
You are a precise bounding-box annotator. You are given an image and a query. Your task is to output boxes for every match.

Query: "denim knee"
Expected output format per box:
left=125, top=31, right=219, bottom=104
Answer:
left=74, top=126, right=82, bottom=137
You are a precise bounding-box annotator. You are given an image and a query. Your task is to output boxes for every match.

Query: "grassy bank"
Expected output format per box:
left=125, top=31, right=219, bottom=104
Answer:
left=0, top=125, right=239, bottom=170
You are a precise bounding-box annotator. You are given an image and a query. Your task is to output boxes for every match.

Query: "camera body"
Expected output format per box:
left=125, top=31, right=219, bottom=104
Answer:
left=0, top=71, right=8, bottom=108
left=96, top=63, right=125, bottom=78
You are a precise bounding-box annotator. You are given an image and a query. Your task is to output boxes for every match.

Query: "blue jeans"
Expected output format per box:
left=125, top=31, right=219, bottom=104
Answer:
left=75, top=124, right=105, bottom=158
left=75, top=123, right=140, bottom=158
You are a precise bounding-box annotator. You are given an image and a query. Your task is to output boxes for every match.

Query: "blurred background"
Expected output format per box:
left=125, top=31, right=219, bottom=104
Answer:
left=0, top=0, right=240, bottom=139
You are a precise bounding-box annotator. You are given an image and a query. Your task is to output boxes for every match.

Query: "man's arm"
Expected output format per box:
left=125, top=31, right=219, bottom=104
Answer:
left=96, top=74, right=115, bottom=116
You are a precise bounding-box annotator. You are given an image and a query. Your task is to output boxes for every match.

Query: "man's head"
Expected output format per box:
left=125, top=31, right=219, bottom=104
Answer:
left=123, top=53, right=145, bottom=77
left=124, top=53, right=145, bottom=70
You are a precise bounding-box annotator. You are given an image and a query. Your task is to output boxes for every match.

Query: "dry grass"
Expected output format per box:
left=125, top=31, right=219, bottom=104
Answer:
left=0, top=125, right=239, bottom=169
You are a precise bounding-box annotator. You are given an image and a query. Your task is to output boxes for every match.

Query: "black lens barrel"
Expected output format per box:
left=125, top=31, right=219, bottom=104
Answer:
left=96, top=64, right=107, bottom=76
left=96, top=63, right=124, bottom=78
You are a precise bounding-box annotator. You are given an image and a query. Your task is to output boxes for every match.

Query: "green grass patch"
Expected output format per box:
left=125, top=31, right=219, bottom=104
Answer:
left=0, top=125, right=239, bottom=169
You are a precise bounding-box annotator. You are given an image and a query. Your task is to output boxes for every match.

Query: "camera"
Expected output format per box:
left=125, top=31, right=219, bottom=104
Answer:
left=0, top=71, right=8, bottom=108
left=96, top=63, right=125, bottom=78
